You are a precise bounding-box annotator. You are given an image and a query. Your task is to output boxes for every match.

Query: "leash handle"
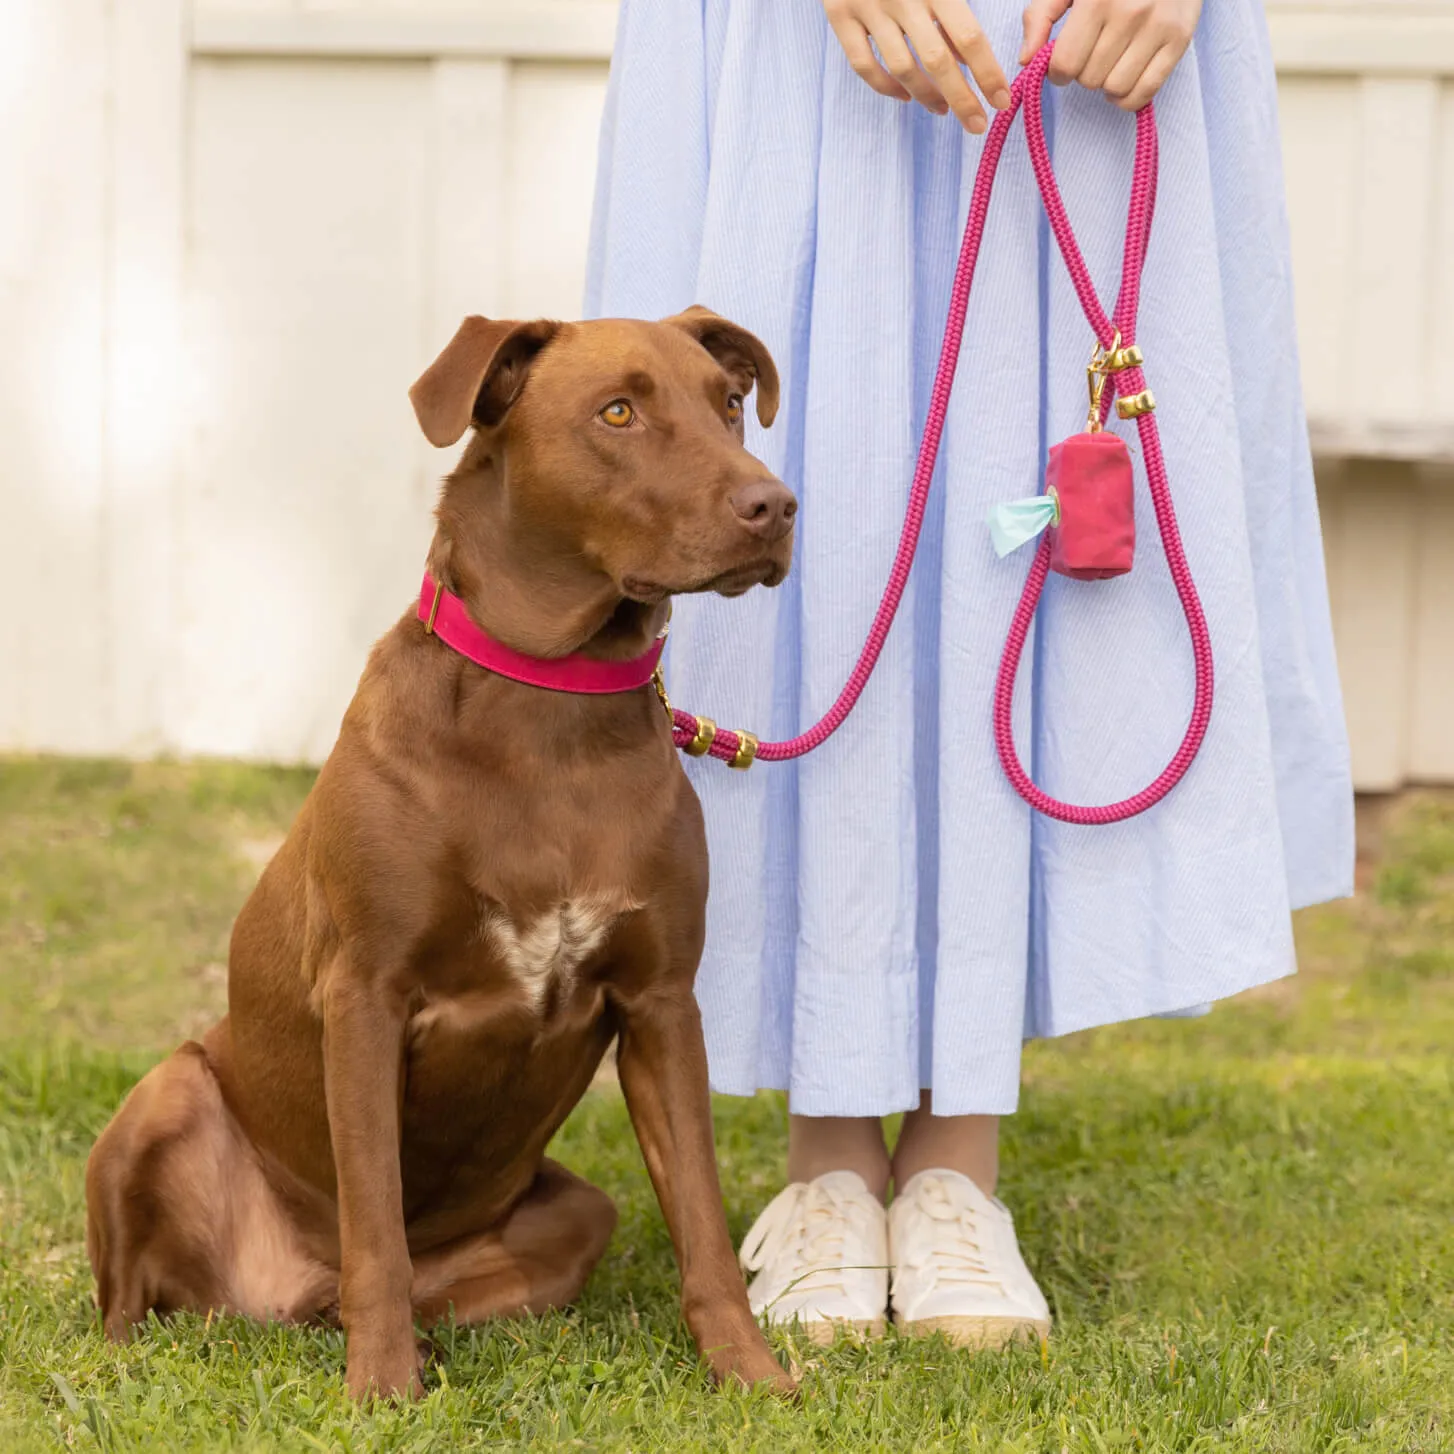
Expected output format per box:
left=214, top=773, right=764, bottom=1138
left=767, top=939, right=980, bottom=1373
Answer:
left=673, top=44, right=1214, bottom=823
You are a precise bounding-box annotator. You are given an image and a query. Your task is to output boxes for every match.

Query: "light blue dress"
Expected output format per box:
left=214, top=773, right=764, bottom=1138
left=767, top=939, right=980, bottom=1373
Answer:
left=586, top=0, right=1353, bottom=1117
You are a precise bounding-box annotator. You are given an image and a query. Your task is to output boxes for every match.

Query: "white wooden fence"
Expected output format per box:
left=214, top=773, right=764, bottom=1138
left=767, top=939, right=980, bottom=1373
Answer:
left=2, top=0, right=1452, bottom=789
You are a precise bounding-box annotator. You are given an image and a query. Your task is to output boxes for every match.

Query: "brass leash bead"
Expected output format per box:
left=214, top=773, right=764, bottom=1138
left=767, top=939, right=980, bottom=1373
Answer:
left=1116, top=390, right=1156, bottom=419
left=728, top=730, right=758, bottom=770
left=686, top=716, right=718, bottom=756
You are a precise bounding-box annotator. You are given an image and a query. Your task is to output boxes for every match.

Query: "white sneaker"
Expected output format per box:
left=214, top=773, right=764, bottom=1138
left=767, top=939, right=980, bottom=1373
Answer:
left=738, top=1171, right=889, bottom=1343
left=889, top=1169, right=1051, bottom=1348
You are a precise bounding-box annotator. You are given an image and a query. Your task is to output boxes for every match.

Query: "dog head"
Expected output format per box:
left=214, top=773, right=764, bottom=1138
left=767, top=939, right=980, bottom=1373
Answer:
left=412, top=308, right=795, bottom=630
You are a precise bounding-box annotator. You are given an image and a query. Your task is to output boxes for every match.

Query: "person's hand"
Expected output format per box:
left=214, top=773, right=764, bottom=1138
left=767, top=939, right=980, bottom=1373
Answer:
left=823, top=0, right=1012, bottom=134
left=1020, top=0, right=1203, bottom=111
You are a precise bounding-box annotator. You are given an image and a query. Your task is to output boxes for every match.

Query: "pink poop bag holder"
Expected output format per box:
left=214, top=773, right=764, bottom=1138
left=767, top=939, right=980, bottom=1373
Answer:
left=664, top=43, right=1214, bottom=825
left=1047, top=428, right=1135, bottom=580
left=999, top=350, right=1141, bottom=582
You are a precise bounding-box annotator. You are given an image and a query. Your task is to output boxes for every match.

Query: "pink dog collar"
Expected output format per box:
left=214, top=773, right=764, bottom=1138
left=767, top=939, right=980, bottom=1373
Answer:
left=418, top=572, right=666, bottom=694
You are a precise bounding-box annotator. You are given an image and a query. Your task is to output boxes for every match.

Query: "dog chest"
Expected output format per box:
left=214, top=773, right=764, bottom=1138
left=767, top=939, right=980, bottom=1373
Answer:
left=404, top=890, right=642, bottom=1051
left=478, top=895, right=633, bottom=1009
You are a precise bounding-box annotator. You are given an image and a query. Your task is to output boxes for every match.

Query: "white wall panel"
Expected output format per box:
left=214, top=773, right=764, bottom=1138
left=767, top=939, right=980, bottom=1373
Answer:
left=1321, top=464, right=1420, bottom=792
left=1278, top=77, right=1357, bottom=430
left=0, top=0, right=111, bottom=753
left=1279, top=72, right=1454, bottom=460
left=504, top=62, right=610, bottom=319
left=1431, top=82, right=1454, bottom=423
left=181, top=58, right=436, bottom=761
left=1352, top=78, right=1439, bottom=428
left=107, top=0, right=188, bottom=753
left=428, top=57, right=509, bottom=336
left=1407, top=476, right=1454, bottom=783
left=1, top=0, right=1452, bottom=789
left=1320, top=462, right=1454, bottom=792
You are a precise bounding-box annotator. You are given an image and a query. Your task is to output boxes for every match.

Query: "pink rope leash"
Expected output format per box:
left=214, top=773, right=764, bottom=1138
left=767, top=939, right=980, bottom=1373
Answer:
left=670, top=43, right=1213, bottom=822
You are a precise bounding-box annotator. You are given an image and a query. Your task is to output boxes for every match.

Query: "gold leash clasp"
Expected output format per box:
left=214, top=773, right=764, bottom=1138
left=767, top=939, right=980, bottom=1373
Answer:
left=651, top=664, right=674, bottom=726
left=650, top=601, right=675, bottom=725
left=1087, top=330, right=1154, bottom=428
left=1085, top=329, right=1122, bottom=433
left=651, top=604, right=757, bottom=767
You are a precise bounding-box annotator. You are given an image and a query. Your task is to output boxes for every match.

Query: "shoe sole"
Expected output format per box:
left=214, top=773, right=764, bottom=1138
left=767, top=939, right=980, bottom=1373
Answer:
left=792, top=1316, right=887, bottom=1345
left=894, top=1314, right=1050, bottom=1350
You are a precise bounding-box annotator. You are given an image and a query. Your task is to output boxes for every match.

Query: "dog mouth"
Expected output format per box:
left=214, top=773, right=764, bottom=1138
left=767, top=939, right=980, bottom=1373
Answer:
left=621, top=560, right=785, bottom=603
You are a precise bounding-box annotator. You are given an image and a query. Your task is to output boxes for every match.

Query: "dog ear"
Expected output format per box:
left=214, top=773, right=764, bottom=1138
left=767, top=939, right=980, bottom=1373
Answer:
left=409, top=316, right=560, bottom=447
left=664, top=306, right=780, bottom=429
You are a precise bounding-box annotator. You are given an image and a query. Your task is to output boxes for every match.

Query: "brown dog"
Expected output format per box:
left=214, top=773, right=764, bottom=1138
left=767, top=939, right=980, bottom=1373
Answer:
left=85, top=308, right=797, bottom=1398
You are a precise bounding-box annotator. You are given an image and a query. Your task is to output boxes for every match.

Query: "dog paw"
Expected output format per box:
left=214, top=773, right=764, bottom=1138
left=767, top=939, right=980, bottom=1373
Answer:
left=701, top=1327, right=797, bottom=1396
left=345, top=1335, right=424, bottom=1402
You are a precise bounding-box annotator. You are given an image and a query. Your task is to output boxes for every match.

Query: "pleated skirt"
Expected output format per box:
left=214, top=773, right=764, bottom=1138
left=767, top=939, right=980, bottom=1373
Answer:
left=585, top=0, right=1354, bottom=1115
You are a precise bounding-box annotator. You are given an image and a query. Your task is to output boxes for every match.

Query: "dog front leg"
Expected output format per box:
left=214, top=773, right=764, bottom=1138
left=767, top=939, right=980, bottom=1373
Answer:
left=321, top=964, right=420, bottom=1401
left=615, top=988, right=794, bottom=1393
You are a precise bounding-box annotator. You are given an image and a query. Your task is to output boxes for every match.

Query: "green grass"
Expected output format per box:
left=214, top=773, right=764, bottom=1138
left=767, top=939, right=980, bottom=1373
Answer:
left=1, top=758, right=1450, bottom=1451
left=0, top=758, right=316, bottom=1051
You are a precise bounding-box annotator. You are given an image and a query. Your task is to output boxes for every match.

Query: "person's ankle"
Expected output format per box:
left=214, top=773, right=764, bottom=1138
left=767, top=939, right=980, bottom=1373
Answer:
left=787, top=1156, right=891, bottom=1201
left=890, top=1103, right=1000, bottom=1199
left=787, top=1116, right=892, bottom=1200
left=891, top=1157, right=997, bottom=1200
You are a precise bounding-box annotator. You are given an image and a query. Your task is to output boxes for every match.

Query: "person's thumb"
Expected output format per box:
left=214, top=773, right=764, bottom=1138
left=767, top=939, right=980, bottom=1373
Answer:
left=1020, top=0, right=1071, bottom=63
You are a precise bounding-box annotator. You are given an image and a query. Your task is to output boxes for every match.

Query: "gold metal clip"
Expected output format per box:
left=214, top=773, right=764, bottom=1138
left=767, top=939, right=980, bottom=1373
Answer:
left=1103, top=343, right=1144, bottom=374
left=651, top=665, right=674, bottom=725
left=1085, top=330, right=1123, bottom=433
left=1086, top=358, right=1108, bottom=433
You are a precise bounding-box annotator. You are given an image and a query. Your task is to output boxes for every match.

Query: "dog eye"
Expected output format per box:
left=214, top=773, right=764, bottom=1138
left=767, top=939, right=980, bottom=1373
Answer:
left=726, top=394, right=744, bottom=424
left=600, top=400, right=634, bottom=428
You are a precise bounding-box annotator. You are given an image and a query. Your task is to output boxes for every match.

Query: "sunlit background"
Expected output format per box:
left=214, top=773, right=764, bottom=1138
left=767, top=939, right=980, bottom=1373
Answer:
left=2, top=0, right=1451, bottom=790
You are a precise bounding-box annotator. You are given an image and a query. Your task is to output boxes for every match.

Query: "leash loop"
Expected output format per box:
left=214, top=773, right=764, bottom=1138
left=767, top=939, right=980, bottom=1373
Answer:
left=670, top=43, right=1214, bottom=823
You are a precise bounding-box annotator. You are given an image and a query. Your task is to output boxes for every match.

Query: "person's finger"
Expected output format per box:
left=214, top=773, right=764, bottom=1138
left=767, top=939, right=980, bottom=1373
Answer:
left=870, top=11, right=951, bottom=114
left=1047, top=0, right=1104, bottom=84
left=899, top=4, right=987, bottom=131
left=1100, top=26, right=1164, bottom=103
left=1019, top=0, right=1071, bottom=64
left=827, top=9, right=914, bottom=100
left=1077, top=17, right=1138, bottom=92
left=1116, top=40, right=1181, bottom=110
left=932, top=0, right=1010, bottom=109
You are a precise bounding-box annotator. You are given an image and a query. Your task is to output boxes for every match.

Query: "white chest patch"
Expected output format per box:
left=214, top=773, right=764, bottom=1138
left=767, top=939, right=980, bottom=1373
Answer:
left=480, top=895, right=637, bottom=1009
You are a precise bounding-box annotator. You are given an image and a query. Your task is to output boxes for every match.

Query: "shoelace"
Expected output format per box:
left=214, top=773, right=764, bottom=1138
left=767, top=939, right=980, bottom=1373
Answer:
left=739, top=1180, right=872, bottom=1300
left=895, top=1175, right=1007, bottom=1295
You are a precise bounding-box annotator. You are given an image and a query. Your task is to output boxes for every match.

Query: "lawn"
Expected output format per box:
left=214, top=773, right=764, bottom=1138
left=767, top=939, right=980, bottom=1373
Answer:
left=0, top=757, right=1450, bottom=1452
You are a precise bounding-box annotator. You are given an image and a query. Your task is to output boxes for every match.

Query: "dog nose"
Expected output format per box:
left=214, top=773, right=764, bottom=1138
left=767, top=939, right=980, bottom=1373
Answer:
left=729, top=479, right=797, bottom=542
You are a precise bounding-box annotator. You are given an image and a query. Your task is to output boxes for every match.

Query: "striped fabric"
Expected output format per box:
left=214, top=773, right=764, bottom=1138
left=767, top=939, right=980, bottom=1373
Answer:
left=585, top=0, right=1354, bottom=1117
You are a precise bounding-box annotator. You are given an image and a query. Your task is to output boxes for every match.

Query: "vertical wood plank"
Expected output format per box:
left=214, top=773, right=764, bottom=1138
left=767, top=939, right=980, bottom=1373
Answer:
left=1407, top=470, right=1454, bottom=781
left=418, top=57, right=508, bottom=501
left=504, top=60, right=610, bottom=318
left=1429, top=79, right=1454, bottom=426
left=181, top=56, right=434, bottom=761
left=1352, top=77, right=1439, bottom=425
left=427, top=56, right=507, bottom=342
left=0, top=0, right=110, bottom=752
left=1277, top=77, right=1357, bottom=429
left=1326, top=461, right=1419, bottom=791
left=105, top=0, right=187, bottom=752
left=1313, top=460, right=1343, bottom=621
